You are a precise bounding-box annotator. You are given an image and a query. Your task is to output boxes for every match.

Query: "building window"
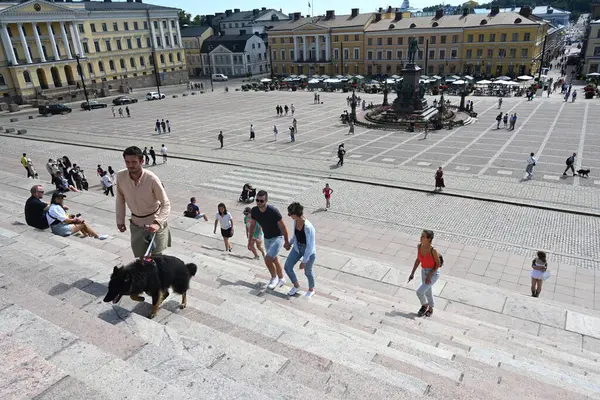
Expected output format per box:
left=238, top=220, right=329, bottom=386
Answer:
left=257, top=43, right=261, bottom=49
left=367, top=50, right=372, bottom=60
left=116, top=40, right=122, bottom=50
left=157, top=37, right=162, bottom=47
left=144, top=21, right=148, bottom=30
left=279, top=37, right=284, bottom=44
left=387, top=37, right=392, bottom=45
left=153, top=21, right=158, bottom=29
left=105, top=40, right=111, bottom=51
left=127, top=57, right=133, bottom=68
left=334, top=48, right=339, bottom=59
left=134, top=22, right=139, bottom=30
left=82, top=42, right=89, bottom=53
left=102, top=23, right=107, bottom=32
left=524, top=32, right=530, bottom=41
left=333, top=35, right=338, bottom=42
left=126, top=39, right=132, bottom=49
left=113, top=22, right=118, bottom=31
left=466, top=49, right=472, bottom=58
left=429, top=50, right=435, bottom=59
left=355, top=34, right=359, bottom=41
left=177, top=52, right=181, bottom=62
left=498, top=48, right=506, bottom=58
left=397, top=49, right=402, bottom=59
left=109, top=60, right=115, bottom=70
left=136, top=38, right=142, bottom=48
left=489, top=33, right=495, bottom=42
left=280, top=49, right=285, bottom=60
left=386, top=50, right=391, bottom=60
left=146, top=37, right=151, bottom=47
left=451, top=49, right=457, bottom=58
left=344, top=35, right=348, bottom=41
left=478, top=34, right=484, bottom=42
left=509, top=48, right=516, bottom=58
left=78, top=24, right=85, bottom=33
left=397, top=37, right=403, bottom=45
left=94, top=41, right=100, bottom=52
left=512, top=32, right=518, bottom=41
left=87, top=63, right=93, bottom=74
left=418, top=36, right=424, bottom=44
left=439, top=49, right=446, bottom=59
left=467, top=34, right=473, bottom=43
left=377, top=37, right=382, bottom=45
left=501, top=33, right=507, bottom=42
left=149, top=56, right=154, bottom=66
left=252, top=43, right=255, bottom=49
left=377, top=51, right=382, bottom=60
left=521, top=48, right=528, bottom=58
left=441, top=35, right=446, bottom=44
left=98, top=61, right=104, bottom=72
left=124, top=22, right=129, bottom=31
left=345, top=49, right=350, bottom=60
left=430, top=36, right=436, bottom=44
left=452, top=35, right=458, bottom=43
left=290, top=50, right=294, bottom=60
left=160, top=54, right=165, bottom=64
left=139, top=56, right=145, bottom=66
left=487, top=49, right=493, bottom=58
left=23, top=70, right=31, bottom=83
left=168, top=53, right=173, bottom=63
left=354, top=48, right=360, bottom=59
left=163, top=21, right=168, bottom=29
left=476, top=49, right=483, bottom=58
left=272, top=50, right=276, bottom=60
left=90, top=23, right=96, bottom=33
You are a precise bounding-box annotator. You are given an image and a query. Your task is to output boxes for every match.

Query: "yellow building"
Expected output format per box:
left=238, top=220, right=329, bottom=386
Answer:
left=365, top=9, right=464, bottom=76
left=181, top=25, right=213, bottom=77
left=462, top=6, right=547, bottom=77
left=268, top=9, right=374, bottom=76
left=0, top=0, right=187, bottom=103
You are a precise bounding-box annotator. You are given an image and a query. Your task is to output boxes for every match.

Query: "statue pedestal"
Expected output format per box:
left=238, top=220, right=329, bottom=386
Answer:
left=392, top=63, right=428, bottom=115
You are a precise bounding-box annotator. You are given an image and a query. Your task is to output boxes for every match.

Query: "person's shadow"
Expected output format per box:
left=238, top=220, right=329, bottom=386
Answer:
left=329, top=163, right=342, bottom=169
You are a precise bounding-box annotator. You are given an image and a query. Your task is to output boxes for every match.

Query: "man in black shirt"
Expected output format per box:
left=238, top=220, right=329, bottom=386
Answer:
left=149, top=147, right=157, bottom=165
left=25, top=185, right=50, bottom=230
left=248, top=190, right=290, bottom=290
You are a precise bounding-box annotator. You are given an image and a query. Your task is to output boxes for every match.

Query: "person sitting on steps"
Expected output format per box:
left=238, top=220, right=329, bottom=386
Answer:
left=184, top=197, right=208, bottom=221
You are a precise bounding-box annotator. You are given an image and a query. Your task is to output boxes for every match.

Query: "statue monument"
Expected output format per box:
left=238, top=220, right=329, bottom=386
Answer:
left=392, top=38, right=428, bottom=114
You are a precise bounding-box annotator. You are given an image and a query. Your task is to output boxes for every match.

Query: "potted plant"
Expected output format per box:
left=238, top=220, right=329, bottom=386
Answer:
left=584, top=83, right=596, bottom=99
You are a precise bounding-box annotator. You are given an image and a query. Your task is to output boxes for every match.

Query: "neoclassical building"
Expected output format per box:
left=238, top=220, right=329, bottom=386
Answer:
left=0, top=0, right=187, bottom=103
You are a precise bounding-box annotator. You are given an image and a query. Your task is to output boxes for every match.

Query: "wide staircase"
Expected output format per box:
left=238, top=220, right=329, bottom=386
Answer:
left=1, top=169, right=600, bottom=399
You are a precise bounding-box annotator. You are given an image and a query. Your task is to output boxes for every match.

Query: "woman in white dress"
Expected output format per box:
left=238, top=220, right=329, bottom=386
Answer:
left=213, top=203, right=234, bottom=252
left=531, top=251, right=548, bottom=297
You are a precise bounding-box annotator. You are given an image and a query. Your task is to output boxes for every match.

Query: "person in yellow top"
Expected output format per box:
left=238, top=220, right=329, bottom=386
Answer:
left=20, top=153, right=28, bottom=176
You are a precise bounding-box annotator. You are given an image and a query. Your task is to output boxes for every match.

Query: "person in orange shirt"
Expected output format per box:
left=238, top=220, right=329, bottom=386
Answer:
left=322, top=183, right=333, bottom=210
left=408, top=230, right=442, bottom=317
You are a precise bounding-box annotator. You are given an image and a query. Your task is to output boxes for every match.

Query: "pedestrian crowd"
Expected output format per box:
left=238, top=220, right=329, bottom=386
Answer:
left=154, top=119, right=172, bottom=134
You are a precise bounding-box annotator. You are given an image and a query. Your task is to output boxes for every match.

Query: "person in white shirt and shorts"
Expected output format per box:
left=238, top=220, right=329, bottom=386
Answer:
left=214, top=203, right=234, bottom=252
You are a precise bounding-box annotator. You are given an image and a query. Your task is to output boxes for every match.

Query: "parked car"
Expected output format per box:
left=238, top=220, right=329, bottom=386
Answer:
left=81, top=100, right=107, bottom=110
left=146, top=92, right=166, bottom=100
left=112, top=95, right=138, bottom=105
left=212, top=73, right=228, bottom=81
left=38, top=104, right=72, bottom=115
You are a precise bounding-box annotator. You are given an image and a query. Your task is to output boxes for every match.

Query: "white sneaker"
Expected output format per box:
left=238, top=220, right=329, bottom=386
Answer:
left=305, top=290, right=315, bottom=298
left=277, top=278, right=286, bottom=288
left=288, top=287, right=298, bottom=296
left=97, top=234, right=108, bottom=240
left=267, top=278, right=278, bottom=290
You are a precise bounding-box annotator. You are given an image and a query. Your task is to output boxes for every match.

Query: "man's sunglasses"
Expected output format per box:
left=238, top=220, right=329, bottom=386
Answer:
left=256, top=199, right=266, bottom=203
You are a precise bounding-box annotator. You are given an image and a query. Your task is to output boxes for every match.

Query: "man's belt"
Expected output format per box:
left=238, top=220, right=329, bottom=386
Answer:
left=131, top=207, right=160, bottom=219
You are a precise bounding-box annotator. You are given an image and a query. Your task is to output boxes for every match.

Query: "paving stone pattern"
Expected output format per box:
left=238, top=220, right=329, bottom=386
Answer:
left=2, top=85, right=600, bottom=213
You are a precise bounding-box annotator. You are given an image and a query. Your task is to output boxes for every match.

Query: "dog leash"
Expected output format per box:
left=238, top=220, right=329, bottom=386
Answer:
left=143, top=232, right=157, bottom=259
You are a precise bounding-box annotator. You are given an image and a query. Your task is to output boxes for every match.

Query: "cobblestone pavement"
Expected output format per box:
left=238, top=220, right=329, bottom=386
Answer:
left=2, top=82, right=599, bottom=213
left=2, top=136, right=599, bottom=310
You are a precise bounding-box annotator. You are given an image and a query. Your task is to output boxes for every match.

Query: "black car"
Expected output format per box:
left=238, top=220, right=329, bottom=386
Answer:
left=112, top=96, right=138, bottom=105
left=38, top=104, right=72, bottom=115
left=81, top=100, right=108, bottom=110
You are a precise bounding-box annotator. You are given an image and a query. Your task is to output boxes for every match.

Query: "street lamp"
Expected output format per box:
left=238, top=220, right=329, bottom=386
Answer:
left=75, top=54, right=91, bottom=110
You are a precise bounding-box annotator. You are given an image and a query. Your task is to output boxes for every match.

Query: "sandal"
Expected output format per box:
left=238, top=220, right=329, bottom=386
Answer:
left=425, top=308, right=433, bottom=317
left=417, top=306, right=427, bottom=317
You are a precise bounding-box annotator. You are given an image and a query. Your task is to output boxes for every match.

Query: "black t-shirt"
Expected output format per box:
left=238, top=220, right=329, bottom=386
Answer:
left=251, top=205, right=282, bottom=239
left=25, top=197, right=49, bottom=229
left=184, top=203, right=199, bottom=217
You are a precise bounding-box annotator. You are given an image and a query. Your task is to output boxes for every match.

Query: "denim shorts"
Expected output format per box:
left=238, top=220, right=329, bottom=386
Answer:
left=50, top=222, right=73, bottom=237
left=264, top=236, right=284, bottom=258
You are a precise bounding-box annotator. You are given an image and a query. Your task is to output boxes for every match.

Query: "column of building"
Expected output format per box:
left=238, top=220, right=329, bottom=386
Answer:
left=0, top=24, right=17, bottom=65
left=302, top=36, right=307, bottom=61
left=315, top=35, right=320, bottom=61
left=293, top=36, right=298, bottom=62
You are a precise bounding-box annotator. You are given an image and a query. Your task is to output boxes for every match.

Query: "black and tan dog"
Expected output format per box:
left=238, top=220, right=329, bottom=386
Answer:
left=103, top=255, right=197, bottom=319
left=577, top=169, right=590, bottom=178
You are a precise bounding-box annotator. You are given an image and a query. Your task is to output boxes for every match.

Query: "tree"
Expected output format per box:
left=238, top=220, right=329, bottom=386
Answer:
left=178, top=10, right=191, bottom=26
left=422, top=3, right=447, bottom=12
left=462, top=0, right=480, bottom=8
left=192, top=15, right=205, bottom=25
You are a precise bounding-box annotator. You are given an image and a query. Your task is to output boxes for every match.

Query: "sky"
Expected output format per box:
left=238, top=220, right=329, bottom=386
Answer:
left=144, top=1, right=451, bottom=18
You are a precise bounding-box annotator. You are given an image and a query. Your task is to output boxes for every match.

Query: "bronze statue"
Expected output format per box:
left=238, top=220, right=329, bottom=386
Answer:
left=407, top=38, right=420, bottom=64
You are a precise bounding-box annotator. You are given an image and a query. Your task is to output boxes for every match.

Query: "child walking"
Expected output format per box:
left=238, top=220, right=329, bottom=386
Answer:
left=243, top=207, right=265, bottom=259
left=322, top=183, right=333, bottom=209
left=531, top=250, right=548, bottom=297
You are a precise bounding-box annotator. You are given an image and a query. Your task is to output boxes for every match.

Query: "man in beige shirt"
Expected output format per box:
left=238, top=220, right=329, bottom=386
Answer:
left=116, top=146, right=171, bottom=257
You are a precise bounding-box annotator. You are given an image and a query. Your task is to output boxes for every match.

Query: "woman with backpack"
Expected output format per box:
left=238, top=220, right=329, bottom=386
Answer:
left=408, top=229, right=442, bottom=317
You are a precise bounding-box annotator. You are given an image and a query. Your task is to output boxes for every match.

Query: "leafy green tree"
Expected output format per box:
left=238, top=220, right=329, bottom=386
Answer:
left=178, top=10, right=191, bottom=26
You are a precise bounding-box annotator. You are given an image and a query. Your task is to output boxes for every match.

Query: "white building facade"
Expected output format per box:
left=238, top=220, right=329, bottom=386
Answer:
left=201, top=34, right=268, bottom=77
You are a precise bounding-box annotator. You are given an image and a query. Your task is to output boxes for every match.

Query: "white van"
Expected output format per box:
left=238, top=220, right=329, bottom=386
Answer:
left=212, top=73, right=228, bottom=81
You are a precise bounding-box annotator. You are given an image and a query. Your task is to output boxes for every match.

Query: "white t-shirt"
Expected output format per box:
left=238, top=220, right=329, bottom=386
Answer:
left=215, top=212, right=232, bottom=229
left=527, top=156, right=536, bottom=165
left=161, top=146, right=167, bottom=155
left=101, top=175, right=112, bottom=188
left=46, top=204, right=67, bottom=226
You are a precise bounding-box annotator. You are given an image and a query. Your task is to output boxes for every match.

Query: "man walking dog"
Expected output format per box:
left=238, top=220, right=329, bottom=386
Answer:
left=116, top=146, right=171, bottom=258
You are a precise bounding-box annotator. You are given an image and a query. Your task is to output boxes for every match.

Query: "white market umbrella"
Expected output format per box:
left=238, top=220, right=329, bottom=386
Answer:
left=335, top=75, right=344, bottom=79
left=505, top=81, right=521, bottom=86
left=321, top=74, right=330, bottom=79
left=477, top=79, right=493, bottom=84
left=324, top=78, right=341, bottom=83
left=308, top=79, right=320, bottom=84
left=495, top=80, right=511, bottom=85
left=290, top=74, right=298, bottom=78
left=312, top=74, right=321, bottom=78
left=260, top=78, right=272, bottom=83
left=451, top=75, right=461, bottom=80
left=431, top=75, right=442, bottom=79
left=386, top=78, right=396, bottom=84
left=354, top=75, right=365, bottom=79
left=464, top=75, right=475, bottom=80
left=452, top=80, right=466, bottom=85
left=495, top=76, right=511, bottom=81
left=391, top=74, right=400, bottom=79
left=298, top=74, right=307, bottom=79
left=517, top=75, right=533, bottom=80
left=587, top=72, right=600, bottom=77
